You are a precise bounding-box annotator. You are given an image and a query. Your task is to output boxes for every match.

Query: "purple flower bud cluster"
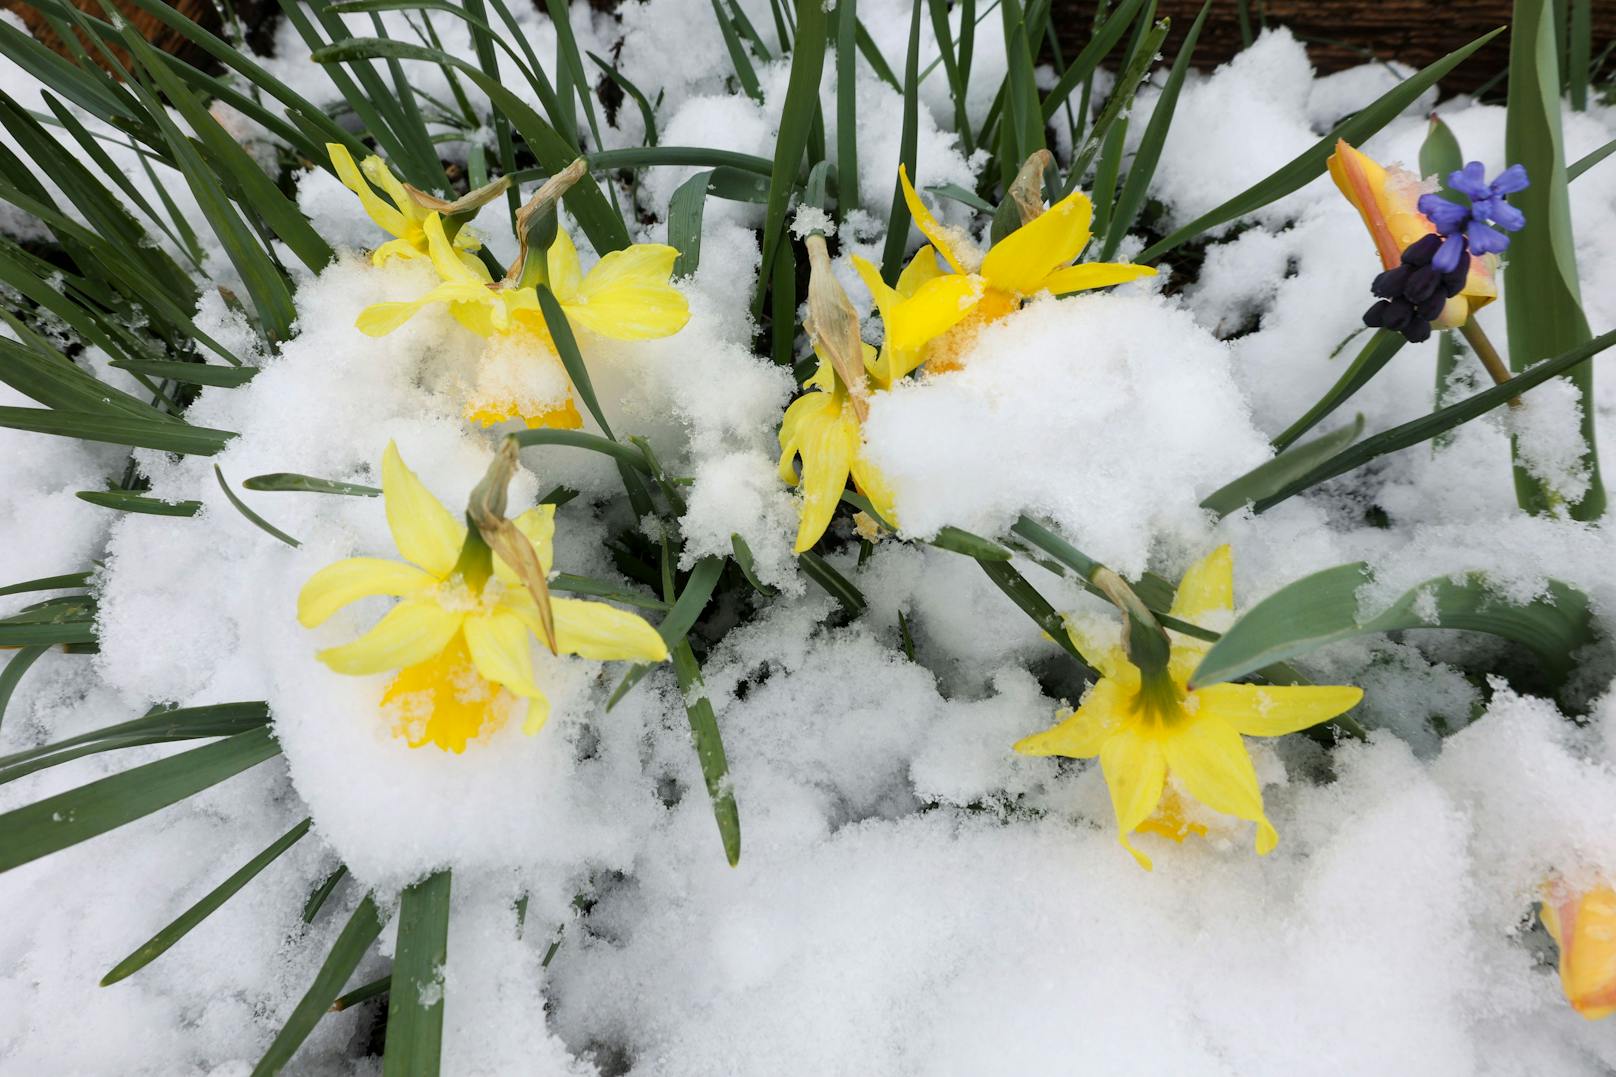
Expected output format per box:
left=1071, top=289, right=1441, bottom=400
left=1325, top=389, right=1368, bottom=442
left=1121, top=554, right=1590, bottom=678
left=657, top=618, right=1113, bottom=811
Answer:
left=1362, top=234, right=1470, bottom=343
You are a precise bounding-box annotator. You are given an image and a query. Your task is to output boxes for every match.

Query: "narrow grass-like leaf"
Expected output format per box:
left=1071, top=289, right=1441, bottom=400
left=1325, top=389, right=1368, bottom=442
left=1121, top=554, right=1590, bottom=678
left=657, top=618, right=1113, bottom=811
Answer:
left=1102, top=0, right=1210, bottom=259
left=384, top=870, right=451, bottom=1077
left=1139, top=28, right=1505, bottom=261
left=579, top=146, right=773, bottom=176
left=101, top=818, right=312, bottom=986
left=109, top=360, right=258, bottom=388
left=730, top=534, right=777, bottom=596
left=0, top=726, right=279, bottom=873
left=535, top=284, right=612, bottom=439
left=77, top=491, right=202, bottom=517
left=668, top=171, right=710, bottom=276
left=977, top=560, right=1086, bottom=663
left=303, top=865, right=349, bottom=923
left=658, top=556, right=724, bottom=646
left=0, top=572, right=92, bottom=598
left=0, top=646, right=47, bottom=732
left=1270, top=330, right=1404, bottom=452
left=1253, top=327, right=1616, bottom=512
left=215, top=467, right=302, bottom=548
left=1505, top=0, right=1603, bottom=519
left=997, top=0, right=1046, bottom=188
left=710, top=0, right=763, bottom=100
left=798, top=551, right=866, bottom=613
left=0, top=408, right=234, bottom=455
left=1202, top=416, right=1365, bottom=517
left=332, top=974, right=390, bottom=1011
left=879, top=0, right=924, bottom=282
left=1568, top=136, right=1616, bottom=181
left=930, top=526, right=1013, bottom=560
left=0, top=334, right=170, bottom=421
left=837, top=0, right=861, bottom=210
left=0, top=702, right=270, bottom=771
left=505, top=429, right=652, bottom=471
left=1040, top=0, right=1145, bottom=120
left=243, top=473, right=381, bottom=496
left=253, top=896, right=384, bottom=1077
left=587, top=51, right=658, bottom=144
left=1190, top=562, right=1593, bottom=688
left=1569, top=0, right=1591, bottom=110
left=755, top=0, right=829, bottom=312
left=671, top=640, right=740, bottom=866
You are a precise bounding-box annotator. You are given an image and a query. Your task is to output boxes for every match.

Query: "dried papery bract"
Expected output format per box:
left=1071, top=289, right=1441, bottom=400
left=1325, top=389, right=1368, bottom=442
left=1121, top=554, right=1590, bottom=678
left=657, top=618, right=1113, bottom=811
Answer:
left=505, top=158, right=590, bottom=289
left=1007, top=149, right=1055, bottom=227
left=404, top=174, right=513, bottom=218
left=1092, top=565, right=1171, bottom=676
left=467, top=439, right=558, bottom=653
left=804, top=233, right=870, bottom=421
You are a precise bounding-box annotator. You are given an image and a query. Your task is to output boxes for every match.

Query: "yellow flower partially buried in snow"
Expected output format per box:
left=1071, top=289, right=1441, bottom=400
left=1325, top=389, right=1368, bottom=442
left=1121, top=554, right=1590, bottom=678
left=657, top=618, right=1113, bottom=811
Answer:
left=329, top=143, right=481, bottom=268
left=1015, top=546, right=1363, bottom=869
left=297, top=442, right=667, bottom=752
left=1541, top=881, right=1616, bottom=1020
left=1327, top=140, right=1496, bottom=329
left=777, top=346, right=898, bottom=553
left=357, top=212, right=538, bottom=339
left=890, top=166, right=1157, bottom=373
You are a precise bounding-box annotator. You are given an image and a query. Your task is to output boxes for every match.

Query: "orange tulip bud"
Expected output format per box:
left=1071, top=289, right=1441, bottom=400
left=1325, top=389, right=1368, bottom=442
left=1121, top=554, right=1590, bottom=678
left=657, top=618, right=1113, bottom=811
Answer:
left=1540, top=882, right=1616, bottom=1020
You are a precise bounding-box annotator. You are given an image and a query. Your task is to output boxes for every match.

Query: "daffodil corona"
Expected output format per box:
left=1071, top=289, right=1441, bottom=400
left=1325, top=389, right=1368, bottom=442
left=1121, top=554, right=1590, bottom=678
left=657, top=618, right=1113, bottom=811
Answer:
left=298, top=443, right=668, bottom=752
left=1015, top=546, right=1363, bottom=869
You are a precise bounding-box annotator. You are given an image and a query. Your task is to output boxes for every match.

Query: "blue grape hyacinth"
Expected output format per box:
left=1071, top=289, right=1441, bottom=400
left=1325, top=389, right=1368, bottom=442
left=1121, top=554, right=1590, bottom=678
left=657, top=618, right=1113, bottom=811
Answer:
left=1417, top=162, right=1529, bottom=273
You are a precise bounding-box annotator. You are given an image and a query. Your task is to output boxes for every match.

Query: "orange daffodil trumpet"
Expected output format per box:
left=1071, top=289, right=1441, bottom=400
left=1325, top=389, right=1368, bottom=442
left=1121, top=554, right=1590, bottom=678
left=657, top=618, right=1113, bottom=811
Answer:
left=340, top=150, right=689, bottom=431
left=860, top=163, right=1157, bottom=374
left=1015, top=546, right=1363, bottom=869
left=1540, top=881, right=1616, bottom=1020
left=298, top=442, right=667, bottom=752
left=1327, top=139, right=1498, bottom=334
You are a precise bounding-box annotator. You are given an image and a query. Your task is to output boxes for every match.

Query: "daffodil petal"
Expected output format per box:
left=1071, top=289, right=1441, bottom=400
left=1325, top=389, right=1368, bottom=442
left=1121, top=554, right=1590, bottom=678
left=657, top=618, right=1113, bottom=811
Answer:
left=359, top=153, right=413, bottom=217
left=1014, top=678, right=1131, bottom=759
left=979, top=189, right=1093, bottom=296
left=895, top=245, right=943, bottom=297
left=523, top=691, right=552, bottom=735
left=493, top=505, right=557, bottom=587
left=1099, top=726, right=1167, bottom=870
left=382, top=441, right=466, bottom=578
left=1038, top=262, right=1157, bottom=296
left=887, top=273, right=986, bottom=358
left=786, top=394, right=859, bottom=553
left=1162, top=715, right=1275, bottom=854
left=570, top=245, right=690, bottom=340
left=372, top=237, right=423, bottom=266
left=330, top=144, right=408, bottom=238
left=551, top=597, right=669, bottom=661
left=424, top=213, right=488, bottom=284
left=546, top=227, right=583, bottom=300
left=1170, top=544, right=1234, bottom=621
left=852, top=254, right=903, bottom=329
left=899, top=165, right=969, bottom=274
left=850, top=450, right=898, bottom=528
left=317, top=597, right=462, bottom=675
left=1191, top=682, right=1363, bottom=737
left=297, top=557, right=437, bottom=627
left=1061, top=620, right=1135, bottom=685
left=356, top=299, right=429, bottom=337
left=463, top=608, right=543, bottom=697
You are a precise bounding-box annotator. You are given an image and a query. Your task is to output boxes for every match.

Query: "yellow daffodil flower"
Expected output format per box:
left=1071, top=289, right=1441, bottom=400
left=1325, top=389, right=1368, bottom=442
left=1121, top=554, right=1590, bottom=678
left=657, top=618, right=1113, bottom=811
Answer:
left=892, top=166, right=1157, bottom=373
left=297, top=442, right=668, bottom=752
left=1015, top=545, right=1363, bottom=869
left=329, top=143, right=481, bottom=268
left=1541, top=882, right=1616, bottom=1020
left=1327, top=140, right=1497, bottom=328
left=778, top=346, right=898, bottom=553
left=356, top=212, right=540, bottom=339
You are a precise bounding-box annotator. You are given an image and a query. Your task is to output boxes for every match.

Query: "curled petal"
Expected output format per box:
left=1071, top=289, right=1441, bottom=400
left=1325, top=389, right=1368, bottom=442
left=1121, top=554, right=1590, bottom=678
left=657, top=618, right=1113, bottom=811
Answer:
left=979, top=189, right=1094, bottom=297
left=382, top=441, right=466, bottom=579
left=329, top=143, right=407, bottom=238
left=423, top=213, right=489, bottom=285
left=298, top=557, right=437, bottom=627
left=781, top=393, right=860, bottom=553
left=463, top=608, right=544, bottom=697
left=317, top=597, right=462, bottom=675
left=899, top=165, right=972, bottom=274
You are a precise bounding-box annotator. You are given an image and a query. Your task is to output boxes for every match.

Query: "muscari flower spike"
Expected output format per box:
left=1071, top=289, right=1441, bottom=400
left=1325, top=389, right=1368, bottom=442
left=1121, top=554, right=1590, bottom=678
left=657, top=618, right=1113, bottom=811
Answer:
left=1418, top=161, right=1529, bottom=273
left=298, top=442, right=668, bottom=752
left=1014, top=546, right=1363, bottom=870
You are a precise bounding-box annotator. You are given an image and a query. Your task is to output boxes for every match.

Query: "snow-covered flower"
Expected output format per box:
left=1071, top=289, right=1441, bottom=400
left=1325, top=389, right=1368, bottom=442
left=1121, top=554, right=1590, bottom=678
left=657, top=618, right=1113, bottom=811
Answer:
left=1540, top=882, right=1616, bottom=1020
left=329, top=143, right=482, bottom=268
left=891, top=165, right=1156, bottom=373
left=1015, top=546, right=1363, bottom=870
left=1327, top=139, right=1498, bottom=337
left=297, top=442, right=668, bottom=752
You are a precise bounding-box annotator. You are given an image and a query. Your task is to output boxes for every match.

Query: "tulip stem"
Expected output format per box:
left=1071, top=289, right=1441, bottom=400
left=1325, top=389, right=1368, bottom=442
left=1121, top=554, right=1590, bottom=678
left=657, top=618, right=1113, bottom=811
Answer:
left=1459, top=319, right=1521, bottom=408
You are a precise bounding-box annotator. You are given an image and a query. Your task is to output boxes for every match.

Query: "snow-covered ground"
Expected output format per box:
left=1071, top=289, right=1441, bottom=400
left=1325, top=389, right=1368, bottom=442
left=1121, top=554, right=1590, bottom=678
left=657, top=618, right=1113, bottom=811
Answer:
left=3, top=2, right=1616, bottom=1072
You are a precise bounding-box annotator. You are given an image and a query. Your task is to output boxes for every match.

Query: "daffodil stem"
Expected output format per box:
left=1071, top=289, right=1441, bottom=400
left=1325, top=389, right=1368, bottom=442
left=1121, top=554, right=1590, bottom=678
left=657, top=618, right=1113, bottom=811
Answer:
left=1458, top=319, right=1521, bottom=408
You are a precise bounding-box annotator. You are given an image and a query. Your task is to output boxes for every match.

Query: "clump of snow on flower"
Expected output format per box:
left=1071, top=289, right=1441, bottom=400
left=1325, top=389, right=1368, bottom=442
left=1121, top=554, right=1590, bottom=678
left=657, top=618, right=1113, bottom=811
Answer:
left=861, top=293, right=1270, bottom=577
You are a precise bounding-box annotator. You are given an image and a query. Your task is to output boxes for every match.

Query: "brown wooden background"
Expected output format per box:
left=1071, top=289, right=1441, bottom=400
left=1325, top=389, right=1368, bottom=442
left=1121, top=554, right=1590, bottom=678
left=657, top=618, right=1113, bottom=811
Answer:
left=4, top=0, right=1613, bottom=93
